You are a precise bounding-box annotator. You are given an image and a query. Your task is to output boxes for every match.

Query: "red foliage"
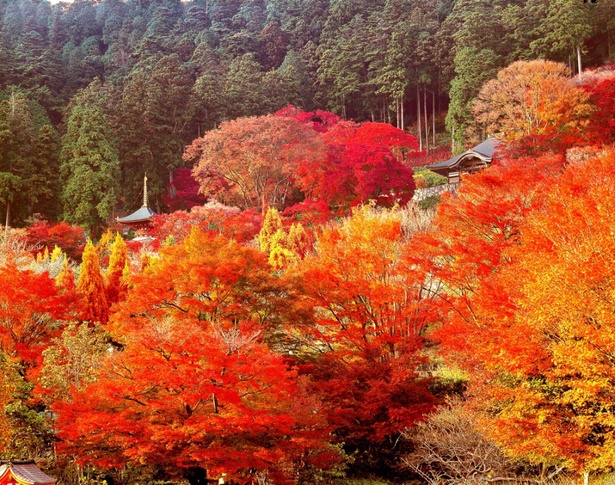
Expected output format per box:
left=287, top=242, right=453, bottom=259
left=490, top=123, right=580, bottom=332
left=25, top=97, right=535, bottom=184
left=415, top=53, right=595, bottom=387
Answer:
left=163, top=168, right=206, bottom=211
left=53, top=231, right=337, bottom=481
left=146, top=203, right=262, bottom=245
left=282, top=199, right=333, bottom=226
left=25, top=219, right=86, bottom=261
left=287, top=117, right=418, bottom=212
left=0, top=263, right=72, bottom=371
left=580, top=75, right=615, bottom=145
left=406, top=145, right=452, bottom=168
left=297, top=141, right=416, bottom=211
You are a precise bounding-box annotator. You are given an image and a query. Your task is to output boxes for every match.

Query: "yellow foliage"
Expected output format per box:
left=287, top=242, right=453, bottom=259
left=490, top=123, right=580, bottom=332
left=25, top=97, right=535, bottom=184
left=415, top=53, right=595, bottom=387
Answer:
left=259, top=207, right=283, bottom=253
left=56, top=259, right=76, bottom=291
left=77, top=240, right=109, bottom=324
left=287, top=222, right=309, bottom=258
left=269, top=245, right=298, bottom=270
left=50, top=246, right=63, bottom=262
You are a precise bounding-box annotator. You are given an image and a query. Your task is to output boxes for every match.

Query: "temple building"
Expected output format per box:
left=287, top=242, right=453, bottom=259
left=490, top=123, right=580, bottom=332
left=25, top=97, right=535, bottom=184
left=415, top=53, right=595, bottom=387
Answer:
left=0, top=461, right=55, bottom=485
left=427, top=138, right=500, bottom=184
left=116, top=174, right=156, bottom=230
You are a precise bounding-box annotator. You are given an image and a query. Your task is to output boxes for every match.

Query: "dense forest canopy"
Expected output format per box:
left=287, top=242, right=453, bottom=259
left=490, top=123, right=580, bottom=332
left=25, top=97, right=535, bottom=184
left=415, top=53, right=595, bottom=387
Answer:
left=0, top=0, right=613, bottom=228
left=5, top=1, right=615, bottom=484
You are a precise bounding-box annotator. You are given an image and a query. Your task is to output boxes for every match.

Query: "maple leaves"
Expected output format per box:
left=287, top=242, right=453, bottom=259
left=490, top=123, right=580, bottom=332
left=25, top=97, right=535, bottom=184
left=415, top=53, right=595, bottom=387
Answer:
left=287, top=206, right=436, bottom=459
left=472, top=60, right=592, bottom=151
left=416, top=142, right=615, bottom=475
left=186, top=106, right=419, bottom=215
left=187, top=114, right=324, bottom=211
left=53, top=229, right=336, bottom=482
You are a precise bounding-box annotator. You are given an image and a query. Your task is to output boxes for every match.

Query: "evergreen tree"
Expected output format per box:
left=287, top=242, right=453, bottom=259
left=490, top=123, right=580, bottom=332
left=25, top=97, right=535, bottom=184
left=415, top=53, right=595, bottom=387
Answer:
left=60, top=83, right=120, bottom=236
left=76, top=240, right=109, bottom=324
left=105, top=232, right=127, bottom=305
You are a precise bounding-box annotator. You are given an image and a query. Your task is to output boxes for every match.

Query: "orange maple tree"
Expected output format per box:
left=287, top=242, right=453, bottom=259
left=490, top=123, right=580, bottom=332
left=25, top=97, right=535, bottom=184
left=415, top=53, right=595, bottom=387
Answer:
left=53, top=229, right=337, bottom=483
left=420, top=146, right=615, bottom=477
left=287, top=206, right=436, bottom=467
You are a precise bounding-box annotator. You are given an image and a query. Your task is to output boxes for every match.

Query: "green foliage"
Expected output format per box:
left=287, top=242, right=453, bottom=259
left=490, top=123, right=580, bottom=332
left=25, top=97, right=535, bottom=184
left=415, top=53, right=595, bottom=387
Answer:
left=60, top=83, right=120, bottom=235
left=413, top=166, right=447, bottom=187
left=0, top=358, right=54, bottom=460
left=418, top=195, right=442, bottom=210
left=0, top=89, right=60, bottom=225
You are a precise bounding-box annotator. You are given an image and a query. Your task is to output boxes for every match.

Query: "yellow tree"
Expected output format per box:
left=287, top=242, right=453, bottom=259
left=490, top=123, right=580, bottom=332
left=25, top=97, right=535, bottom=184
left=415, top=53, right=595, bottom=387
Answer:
left=56, top=258, right=76, bottom=292
left=106, top=233, right=128, bottom=305
left=259, top=207, right=283, bottom=253
left=287, top=222, right=310, bottom=258
left=77, top=241, right=109, bottom=324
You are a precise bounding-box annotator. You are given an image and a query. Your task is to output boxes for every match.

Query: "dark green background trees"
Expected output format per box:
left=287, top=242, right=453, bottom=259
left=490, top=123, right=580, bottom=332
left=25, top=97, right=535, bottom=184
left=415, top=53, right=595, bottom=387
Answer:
left=0, top=0, right=612, bottom=230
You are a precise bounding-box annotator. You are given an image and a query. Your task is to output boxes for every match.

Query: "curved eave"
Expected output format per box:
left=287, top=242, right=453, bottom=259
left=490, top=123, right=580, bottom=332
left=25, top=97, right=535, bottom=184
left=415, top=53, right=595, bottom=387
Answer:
left=426, top=138, right=500, bottom=174
left=0, top=464, right=56, bottom=485
left=116, top=206, right=156, bottom=224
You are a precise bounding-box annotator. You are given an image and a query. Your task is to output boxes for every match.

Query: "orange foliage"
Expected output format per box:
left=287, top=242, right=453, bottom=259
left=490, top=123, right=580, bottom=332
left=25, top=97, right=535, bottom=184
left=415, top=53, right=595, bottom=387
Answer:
left=288, top=206, right=436, bottom=451
left=77, top=241, right=109, bottom=324
left=54, top=230, right=337, bottom=482
left=472, top=60, right=592, bottom=145
left=105, top=233, right=128, bottom=305
left=420, top=146, right=615, bottom=473
left=0, top=263, right=71, bottom=370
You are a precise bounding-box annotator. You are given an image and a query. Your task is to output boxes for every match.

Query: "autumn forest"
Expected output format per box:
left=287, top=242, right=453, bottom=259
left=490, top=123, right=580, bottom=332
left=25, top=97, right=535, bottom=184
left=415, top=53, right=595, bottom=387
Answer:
left=2, top=0, right=615, bottom=484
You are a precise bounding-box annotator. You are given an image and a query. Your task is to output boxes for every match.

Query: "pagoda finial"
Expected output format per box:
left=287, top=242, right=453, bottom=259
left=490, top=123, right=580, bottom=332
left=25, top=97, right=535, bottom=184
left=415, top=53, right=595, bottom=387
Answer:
left=143, top=173, right=148, bottom=207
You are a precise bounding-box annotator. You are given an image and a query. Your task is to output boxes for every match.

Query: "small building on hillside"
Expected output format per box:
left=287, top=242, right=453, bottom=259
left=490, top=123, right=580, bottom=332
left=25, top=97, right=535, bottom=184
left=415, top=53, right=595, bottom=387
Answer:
left=427, top=138, right=500, bottom=184
left=116, top=174, right=157, bottom=231
left=0, top=461, right=56, bottom=485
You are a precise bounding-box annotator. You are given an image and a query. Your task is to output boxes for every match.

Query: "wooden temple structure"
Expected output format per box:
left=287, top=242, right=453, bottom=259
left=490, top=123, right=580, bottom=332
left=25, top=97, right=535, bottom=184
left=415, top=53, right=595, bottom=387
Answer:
left=427, top=138, right=500, bottom=184
left=116, top=174, right=156, bottom=230
left=0, top=461, right=55, bottom=485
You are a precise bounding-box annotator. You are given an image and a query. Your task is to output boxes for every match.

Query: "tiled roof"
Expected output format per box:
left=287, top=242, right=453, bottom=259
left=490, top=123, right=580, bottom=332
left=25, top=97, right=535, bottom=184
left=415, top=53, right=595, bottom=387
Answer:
left=426, top=138, right=501, bottom=171
left=0, top=462, right=55, bottom=485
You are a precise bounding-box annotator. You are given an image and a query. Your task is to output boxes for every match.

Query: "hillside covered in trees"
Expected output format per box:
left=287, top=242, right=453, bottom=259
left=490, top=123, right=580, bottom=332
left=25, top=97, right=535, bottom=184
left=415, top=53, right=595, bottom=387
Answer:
left=0, top=0, right=614, bottom=228
left=5, top=0, right=615, bottom=484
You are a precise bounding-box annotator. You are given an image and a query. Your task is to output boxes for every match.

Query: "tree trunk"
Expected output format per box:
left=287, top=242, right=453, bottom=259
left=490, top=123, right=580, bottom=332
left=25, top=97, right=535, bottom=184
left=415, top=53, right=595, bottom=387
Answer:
left=583, top=471, right=589, bottom=485
left=424, top=88, right=429, bottom=153
left=401, top=93, right=405, bottom=131
left=577, top=45, right=582, bottom=75
left=417, top=85, right=422, bottom=152
left=5, top=202, right=9, bottom=230
left=432, top=90, right=436, bottom=146
left=184, top=467, right=208, bottom=485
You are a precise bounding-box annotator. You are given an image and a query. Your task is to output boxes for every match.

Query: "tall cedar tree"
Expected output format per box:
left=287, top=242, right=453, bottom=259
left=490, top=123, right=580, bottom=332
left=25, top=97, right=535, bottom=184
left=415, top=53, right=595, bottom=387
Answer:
left=60, top=101, right=120, bottom=236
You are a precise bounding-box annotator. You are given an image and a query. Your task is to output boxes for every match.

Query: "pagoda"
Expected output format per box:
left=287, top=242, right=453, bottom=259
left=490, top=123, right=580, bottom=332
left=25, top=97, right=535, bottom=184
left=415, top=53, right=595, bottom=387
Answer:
left=116, top=174, right=157, bottom=230
left=0, top=461, right=55, bottom=485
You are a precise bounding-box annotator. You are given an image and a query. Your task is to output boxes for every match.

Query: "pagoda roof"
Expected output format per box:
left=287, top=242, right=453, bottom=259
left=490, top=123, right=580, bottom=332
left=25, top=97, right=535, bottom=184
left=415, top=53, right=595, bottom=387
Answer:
left=427, top=137, right=501, bottom=172
left=0, top=461, right=56, bottom=485
left=116, top=205, right=156, bottom=224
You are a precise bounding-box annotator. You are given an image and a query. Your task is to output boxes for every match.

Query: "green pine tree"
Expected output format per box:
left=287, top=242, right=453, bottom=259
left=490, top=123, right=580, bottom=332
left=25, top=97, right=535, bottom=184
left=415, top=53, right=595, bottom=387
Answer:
left=60, top=87, right=120, bottom=237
